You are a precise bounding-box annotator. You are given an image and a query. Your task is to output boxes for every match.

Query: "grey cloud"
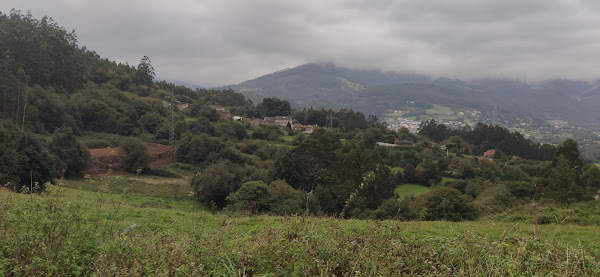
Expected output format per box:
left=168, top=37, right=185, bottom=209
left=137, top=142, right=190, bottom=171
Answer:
left=2, top=0, right=600, bottom=86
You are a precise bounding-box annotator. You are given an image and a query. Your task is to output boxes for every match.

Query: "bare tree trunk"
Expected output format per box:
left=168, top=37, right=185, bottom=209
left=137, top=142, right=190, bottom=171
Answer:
left=2, top=89, right=5, bottom=119
left=22, top=82, right=28, bottom=131
left=15, top=82, right=20, bottom=125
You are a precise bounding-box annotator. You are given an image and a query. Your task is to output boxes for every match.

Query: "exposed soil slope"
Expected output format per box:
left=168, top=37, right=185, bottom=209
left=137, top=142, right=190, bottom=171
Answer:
left=83, top=143, right=175, bottom=177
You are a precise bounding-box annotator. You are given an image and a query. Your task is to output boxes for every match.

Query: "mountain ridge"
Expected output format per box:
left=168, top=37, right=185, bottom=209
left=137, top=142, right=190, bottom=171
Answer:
left=223, top=63, right=600, bottom=126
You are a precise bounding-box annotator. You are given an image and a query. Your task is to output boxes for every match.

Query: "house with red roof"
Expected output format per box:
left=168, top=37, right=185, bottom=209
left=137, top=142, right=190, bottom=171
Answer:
left=483, top=149, right=495, bottom=159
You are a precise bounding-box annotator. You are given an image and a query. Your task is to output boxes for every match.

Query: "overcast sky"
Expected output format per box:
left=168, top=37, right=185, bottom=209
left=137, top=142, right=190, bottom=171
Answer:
left=2, top=0, right=600, bottom=87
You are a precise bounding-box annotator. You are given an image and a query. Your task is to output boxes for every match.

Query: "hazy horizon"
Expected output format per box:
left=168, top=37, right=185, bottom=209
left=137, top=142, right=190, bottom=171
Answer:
left=3, top=1, right=600, bottom=87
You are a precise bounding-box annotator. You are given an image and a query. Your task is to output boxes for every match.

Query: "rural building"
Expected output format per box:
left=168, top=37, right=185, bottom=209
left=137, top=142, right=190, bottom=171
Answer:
left=177, top=102, right=189, bottom=111
left=253, top=115, right=315, bottom=133
left=210, top=105, right=231, bottom=120
left=293, top=124, right=315, bottom=134
left=264, top=116, right=293, bottom=128
left=251, top=118, right=265, bottom=127
left=483, top=149, right=496, bottom=159
left=162, top=99, right=189, bottom=111
left=376, top=142, right=399, bottom=147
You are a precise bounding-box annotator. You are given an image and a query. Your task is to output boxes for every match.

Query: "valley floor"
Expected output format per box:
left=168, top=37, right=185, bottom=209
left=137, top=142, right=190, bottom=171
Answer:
left=1, top=178, right=599, bottom=276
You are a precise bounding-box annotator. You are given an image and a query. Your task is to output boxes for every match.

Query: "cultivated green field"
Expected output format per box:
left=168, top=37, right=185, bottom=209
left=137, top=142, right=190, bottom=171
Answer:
left=425, top=104, right=453, bottom=115
left=1, top=178, right=600, bottom=276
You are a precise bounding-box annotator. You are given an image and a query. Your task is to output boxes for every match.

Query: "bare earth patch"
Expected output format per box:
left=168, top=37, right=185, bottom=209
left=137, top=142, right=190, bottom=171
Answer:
left=83, top=142, right=175, bottom=177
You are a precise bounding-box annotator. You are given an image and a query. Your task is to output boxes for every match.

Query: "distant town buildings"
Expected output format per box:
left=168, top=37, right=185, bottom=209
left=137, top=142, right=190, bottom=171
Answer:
left=548, top=120, right=568, bottom=128
left=387, top=118, right=421, bottom=133
left=385, top=108, right=482, bottom=133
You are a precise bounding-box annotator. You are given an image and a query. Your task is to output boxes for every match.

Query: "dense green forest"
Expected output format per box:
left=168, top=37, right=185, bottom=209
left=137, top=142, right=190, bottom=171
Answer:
left=1, top=9, right=600, bottom=222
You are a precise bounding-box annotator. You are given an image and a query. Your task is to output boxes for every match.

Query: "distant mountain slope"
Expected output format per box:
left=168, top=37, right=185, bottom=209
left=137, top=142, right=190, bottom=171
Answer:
left=227, top=63, right=431, bottom=110
left=224, top=63, right=600, bottom=126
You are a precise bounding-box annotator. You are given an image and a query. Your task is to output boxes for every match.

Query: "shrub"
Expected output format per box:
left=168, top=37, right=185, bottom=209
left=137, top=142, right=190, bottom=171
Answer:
left=506, top=181, right=536, bottom=199
left=476, top=186, right=518, bottom=215
left=49, top=127, right=91, bottom=177
left=169, top=162, right=195, bottom=172
left=1, top=126, right=60, bottom=191
left=118, top=137, right=149, bottom=172
left=81, top=139, right=111, bottom=149
left=519, top=163, right=543, bottom=176
left=373, top=198, right=402, bottom=220
left=175, top=134, right=224, bottom=165
left=141, top=167, right=181, bottom=178
left=0, top=122, right=24, bottom=187
left=421, top=187, right=479, bottom=221
left=465, top=181, right=483, bottom=198
left=226, top=181, right=273, bottom=213
left=500, top=165, right=530, bottom=181
left=582, top=165, right=600, bottom=189
left=190, top=161, right=245, bottom=207
left=268, top=180, right=304, bottom=215
left=396, top=195, right=423, bottom=220
left=267, top=130, right=281, bottom=140
left=0, top=122, right=60, bottom=191
left=139, top=112, right=166, bottom=134
left=346, top=196, right=373, bottom=219
left=79, top=132, right=123, bottom=148
left=414, top=159, right=441, bottom=186
left=444, top=180, right=468, bottom=194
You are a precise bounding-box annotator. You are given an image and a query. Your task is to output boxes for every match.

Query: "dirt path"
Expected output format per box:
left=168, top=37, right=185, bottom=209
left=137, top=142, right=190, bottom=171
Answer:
left=83, top=142, right=175, bottom=177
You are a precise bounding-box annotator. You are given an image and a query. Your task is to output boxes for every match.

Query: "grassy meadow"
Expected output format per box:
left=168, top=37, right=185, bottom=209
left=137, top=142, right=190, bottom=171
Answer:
left=1, top=176, right=600, bottom=276
left=394, top=184, right=431, bottom=199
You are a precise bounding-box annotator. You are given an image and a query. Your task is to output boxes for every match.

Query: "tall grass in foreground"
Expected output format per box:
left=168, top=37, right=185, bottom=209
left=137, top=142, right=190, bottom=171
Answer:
left=1, top=184, right=599, bottom=276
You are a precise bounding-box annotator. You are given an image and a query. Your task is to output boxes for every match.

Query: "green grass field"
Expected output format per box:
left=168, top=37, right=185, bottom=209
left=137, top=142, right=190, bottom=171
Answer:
left=62, top=175, right=191, bottom=200
left=441, top=176, right=457, bottom=184
left=2, top=178, right=600, bottom=275
left=183, top=116, right=197, bottom=122
left=279, top=134, right=296, bottom=143
left=394, top=184, right=431, bottom=199
left=425, top=104, right=453, bottom=114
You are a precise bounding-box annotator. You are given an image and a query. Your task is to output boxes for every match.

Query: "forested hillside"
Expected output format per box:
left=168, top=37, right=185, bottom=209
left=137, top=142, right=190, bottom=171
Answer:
left=1, top=9, right=599, bottom=220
